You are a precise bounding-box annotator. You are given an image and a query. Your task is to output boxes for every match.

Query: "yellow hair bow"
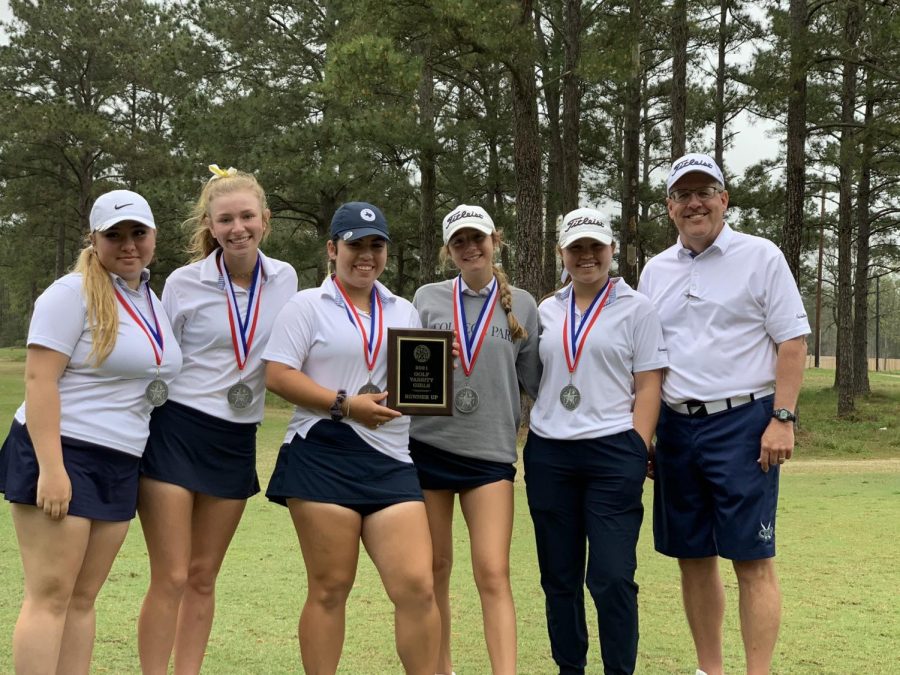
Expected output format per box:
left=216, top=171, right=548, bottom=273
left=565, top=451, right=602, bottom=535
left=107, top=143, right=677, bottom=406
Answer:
left=208, top=164, right=237, bottom=180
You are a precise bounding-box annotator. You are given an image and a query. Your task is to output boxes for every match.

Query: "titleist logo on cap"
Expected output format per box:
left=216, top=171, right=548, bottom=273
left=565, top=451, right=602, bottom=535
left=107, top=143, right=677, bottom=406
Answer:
left=673, top=157, right=715, bottom=172
left=445, top=210, right=485, bottom=227
left=564, top=216, right=602, bottom=232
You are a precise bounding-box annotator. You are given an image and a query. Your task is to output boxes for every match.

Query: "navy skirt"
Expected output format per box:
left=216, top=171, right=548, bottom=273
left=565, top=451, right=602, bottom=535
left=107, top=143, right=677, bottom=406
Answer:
left=266, top=420, right=423, bottom=511
left=409, top=437, right=516, bottom=492
left=0, top=420, right=140, bottom=521
left=141, top=400, right=259, bottom=499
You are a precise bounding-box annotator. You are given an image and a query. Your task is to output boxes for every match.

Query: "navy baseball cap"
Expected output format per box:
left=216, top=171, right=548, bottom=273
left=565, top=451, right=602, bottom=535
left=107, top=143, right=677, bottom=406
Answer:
left=330, top=202, right=391, bottom=242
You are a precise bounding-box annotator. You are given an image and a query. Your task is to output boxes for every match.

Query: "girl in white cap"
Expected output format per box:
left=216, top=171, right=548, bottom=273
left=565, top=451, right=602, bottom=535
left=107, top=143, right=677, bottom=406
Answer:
left=136, top=166, right=298, bottom=674
left=524, top=208, right=667, bottom=675
left=0, top=190, right=182, bottom=674
left=263, top=202, right=440, bottom=674
left=409, top=204, right=539, bottom=675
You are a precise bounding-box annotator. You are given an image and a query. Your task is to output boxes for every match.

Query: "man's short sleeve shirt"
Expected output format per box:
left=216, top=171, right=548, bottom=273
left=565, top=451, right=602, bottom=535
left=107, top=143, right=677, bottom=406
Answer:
left=637, top=224, right=810, bottom=403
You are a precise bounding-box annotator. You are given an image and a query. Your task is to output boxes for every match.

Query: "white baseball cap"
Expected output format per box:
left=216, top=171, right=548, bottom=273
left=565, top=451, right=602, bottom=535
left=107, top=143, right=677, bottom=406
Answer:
left=558, top=208, right=614, bottom=249
left=442, top=205, right=495, bottom=244
left=90, top=190, right=156, bottom=232
left=666, top=153, right=725, bottom=193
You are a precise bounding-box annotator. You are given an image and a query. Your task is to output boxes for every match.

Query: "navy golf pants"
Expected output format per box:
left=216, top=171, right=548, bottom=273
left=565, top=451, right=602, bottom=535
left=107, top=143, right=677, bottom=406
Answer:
left=524, top=429, right=647, bottom=675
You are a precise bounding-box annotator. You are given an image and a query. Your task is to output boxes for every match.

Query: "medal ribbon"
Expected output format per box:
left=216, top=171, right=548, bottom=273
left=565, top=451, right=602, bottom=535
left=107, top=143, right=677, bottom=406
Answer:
left=115, top=284, right=164, bottom=367
left=333, top=276, right=383, bottom=374
left=452, top=275, right=499, bottom=378
left=217, top=253, right=264, bottom=373
left=562, top=279, right=614, bottom=374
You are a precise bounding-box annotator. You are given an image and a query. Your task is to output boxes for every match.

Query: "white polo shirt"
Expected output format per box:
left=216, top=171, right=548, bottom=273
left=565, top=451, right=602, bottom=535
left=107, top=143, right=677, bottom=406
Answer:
left=162, top=250, right=298, bottom=423
left=263, top=276, right=421, bottom=463
left=637, top=223, right=811, bottom=404
left=529, top=279, right=668, bottom=441
left=15, top=272, right=183, bottom=457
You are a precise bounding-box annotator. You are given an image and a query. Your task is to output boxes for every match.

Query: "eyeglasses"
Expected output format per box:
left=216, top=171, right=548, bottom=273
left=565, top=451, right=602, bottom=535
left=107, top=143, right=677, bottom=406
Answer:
left=668, top=186, right=723, bottom=203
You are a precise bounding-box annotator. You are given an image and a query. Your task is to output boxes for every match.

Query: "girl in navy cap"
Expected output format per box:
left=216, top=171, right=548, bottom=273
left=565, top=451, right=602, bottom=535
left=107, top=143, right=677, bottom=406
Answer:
left=525, top=208, right=667, bottom=675
left=0, top=190, right=181, bottom=674
left=136, top=166, right=298, bottom=674
left=409, top=204, right=540, bottom=675
left=263, top=202, right=440, bottom=673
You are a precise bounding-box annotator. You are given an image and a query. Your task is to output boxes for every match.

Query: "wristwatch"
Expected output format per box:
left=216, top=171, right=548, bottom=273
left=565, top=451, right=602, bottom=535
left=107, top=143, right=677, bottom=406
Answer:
left=772, top=408, right=796, bottom=423
left=330, top=389, right=348, bottom=422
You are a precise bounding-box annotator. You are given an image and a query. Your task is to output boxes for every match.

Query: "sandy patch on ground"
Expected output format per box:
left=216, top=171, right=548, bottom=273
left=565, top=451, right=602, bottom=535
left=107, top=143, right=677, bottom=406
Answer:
left=786, top=458, right=900, bottom=474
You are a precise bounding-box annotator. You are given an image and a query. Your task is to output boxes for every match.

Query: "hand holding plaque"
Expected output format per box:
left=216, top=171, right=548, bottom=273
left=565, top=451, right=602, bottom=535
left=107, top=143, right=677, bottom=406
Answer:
left=386, top=328, right=454, bottom=415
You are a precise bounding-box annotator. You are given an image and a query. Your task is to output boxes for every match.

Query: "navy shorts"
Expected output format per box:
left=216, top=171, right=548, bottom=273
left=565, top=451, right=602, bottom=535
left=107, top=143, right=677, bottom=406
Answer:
left=409, top=437, right=515, bottom=492
left=266, top=420, right=423, bottom=514
left=0, top=420, right=140, bottom=521
left=141, top=400, right=260, bottom=499
left=653, top=395, right=779, bottom=561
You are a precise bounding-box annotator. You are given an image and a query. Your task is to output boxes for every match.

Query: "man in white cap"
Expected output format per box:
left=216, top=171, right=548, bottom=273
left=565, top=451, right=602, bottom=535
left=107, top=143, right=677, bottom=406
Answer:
left=638, top=153, right=810, bottom=675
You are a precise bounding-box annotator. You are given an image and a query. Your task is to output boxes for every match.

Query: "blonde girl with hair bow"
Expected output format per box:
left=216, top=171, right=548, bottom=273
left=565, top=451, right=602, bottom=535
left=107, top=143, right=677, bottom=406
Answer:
left=136, top=166, right=297, bottom=674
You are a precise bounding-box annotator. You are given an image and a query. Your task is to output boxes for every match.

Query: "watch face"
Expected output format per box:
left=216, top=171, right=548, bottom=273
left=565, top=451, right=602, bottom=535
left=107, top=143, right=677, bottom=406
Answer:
left=774, top=409, right=793, bottom=421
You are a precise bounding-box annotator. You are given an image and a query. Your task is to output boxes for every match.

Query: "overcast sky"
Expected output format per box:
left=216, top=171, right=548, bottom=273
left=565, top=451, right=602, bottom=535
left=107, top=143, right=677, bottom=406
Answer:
left=0, top=0, right=776, bottom=177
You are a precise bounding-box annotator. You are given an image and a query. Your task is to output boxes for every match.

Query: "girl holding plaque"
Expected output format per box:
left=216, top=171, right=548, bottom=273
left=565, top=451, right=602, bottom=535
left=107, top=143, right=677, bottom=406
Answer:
left=0, top=190, right=181, bottom=674
left=525, top=208, right=667, bottom=675
left=137, top=166, right=297, bottom=674
left=263, top=201, right=440, bottom=674
left=409, top=204, right=539, bottom=675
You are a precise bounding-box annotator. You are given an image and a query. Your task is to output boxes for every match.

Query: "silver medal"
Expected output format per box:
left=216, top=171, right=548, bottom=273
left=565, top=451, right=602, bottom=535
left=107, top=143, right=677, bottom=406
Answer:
left=357, top=382, right=382, bottom=395
left=146, top=379, right=169, bottom=407
left=454, top=386, right=479, bottom=414
left=559, top=384, right=581, bottom=411
left=227, top=382, right=254, bottom=410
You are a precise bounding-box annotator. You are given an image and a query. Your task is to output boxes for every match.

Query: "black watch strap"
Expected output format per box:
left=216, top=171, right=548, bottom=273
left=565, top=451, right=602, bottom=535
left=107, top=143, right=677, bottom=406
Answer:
left=772, top=408, right=796, bottom=423
left=330, top=389, right=348, bottom=422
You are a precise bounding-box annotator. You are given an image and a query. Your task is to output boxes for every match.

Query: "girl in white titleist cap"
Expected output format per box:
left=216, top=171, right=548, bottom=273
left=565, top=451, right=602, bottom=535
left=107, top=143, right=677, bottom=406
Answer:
left=524, top=208, right=667, bottom=675
left=263, top=201, right=440, bottom=674
left=137, top=166, right=297, bottom=674
left=409, top=204, right=539, bottom=675
left=0, top=190, right=181, bottom=674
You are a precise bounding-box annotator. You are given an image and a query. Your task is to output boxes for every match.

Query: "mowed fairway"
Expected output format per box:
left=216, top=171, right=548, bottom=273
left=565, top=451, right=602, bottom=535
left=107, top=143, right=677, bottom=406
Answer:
left=0, top=350, right=897, bottom=674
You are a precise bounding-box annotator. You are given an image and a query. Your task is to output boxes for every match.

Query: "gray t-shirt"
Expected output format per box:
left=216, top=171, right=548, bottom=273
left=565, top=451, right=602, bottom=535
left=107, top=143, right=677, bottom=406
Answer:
left=410, top=277, right=540, bottom=464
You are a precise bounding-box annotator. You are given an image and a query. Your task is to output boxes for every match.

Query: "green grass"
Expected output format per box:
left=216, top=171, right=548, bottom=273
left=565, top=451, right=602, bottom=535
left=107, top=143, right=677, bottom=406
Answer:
left=0, top=351, right=898, bottom=673
left=794, top=369, right=900, bottom=460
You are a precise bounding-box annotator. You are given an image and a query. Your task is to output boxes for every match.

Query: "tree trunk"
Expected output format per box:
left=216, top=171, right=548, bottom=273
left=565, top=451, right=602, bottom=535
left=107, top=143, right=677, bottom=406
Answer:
left=508, top=0, right=544, bottom=299
left=713, top=0, right=727, bottom=167
left=784, top=0, right=808, bottom=284
left=640, top=76, right=653, bottom=272
left=670, top=0, right=687, bottom=160
left=417, top=43, right=438, bottom=287
left=538, top=13, right=564, bottom=294
left=561, top=0, right=582, bottom=213
left=620, top=0, right=641, bottom=287
left=852, top=85, right=873, bottom=395
left=835, top=0, right=861, bottom=416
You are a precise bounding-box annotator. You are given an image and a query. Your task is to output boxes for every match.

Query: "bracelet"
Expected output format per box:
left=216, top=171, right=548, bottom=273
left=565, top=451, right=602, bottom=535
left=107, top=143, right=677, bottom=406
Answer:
left=330, top=389, right=347, bottom=422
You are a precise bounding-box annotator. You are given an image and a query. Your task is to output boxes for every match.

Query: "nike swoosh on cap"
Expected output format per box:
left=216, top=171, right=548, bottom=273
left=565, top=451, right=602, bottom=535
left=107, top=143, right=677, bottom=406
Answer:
left=114, top=203, right=133, bottom=210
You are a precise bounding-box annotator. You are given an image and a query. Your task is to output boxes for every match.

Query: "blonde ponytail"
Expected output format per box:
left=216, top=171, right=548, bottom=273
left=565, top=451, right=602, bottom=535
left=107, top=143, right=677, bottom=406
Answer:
left=492, top=264, right=527, bottom=341
left=74, top=245, right=119, bottom=366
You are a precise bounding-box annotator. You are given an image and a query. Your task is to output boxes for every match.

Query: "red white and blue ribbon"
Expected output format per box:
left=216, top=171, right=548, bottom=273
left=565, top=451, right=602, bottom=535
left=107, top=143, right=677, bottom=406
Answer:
left=115, top=284, right=164, bottom=367
left=217, top=252, right=264, bottom=374
left=333, top=275, right=384, bottom=375
left=453, top=275, right=499, bottom=377
left=562, top=279, right=614, bottom=375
